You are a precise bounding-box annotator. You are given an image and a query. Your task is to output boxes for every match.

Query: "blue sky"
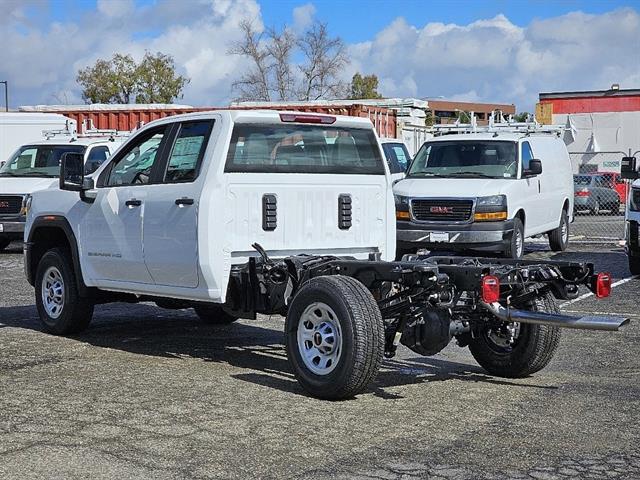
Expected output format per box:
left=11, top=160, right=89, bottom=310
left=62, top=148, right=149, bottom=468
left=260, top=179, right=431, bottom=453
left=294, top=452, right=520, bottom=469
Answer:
left=2, top=0, right=639, bottom=110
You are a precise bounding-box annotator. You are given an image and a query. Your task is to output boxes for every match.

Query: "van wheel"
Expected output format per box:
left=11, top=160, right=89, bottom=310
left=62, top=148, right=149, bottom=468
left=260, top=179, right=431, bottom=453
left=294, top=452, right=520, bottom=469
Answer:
left=469, top=292, right=561, bottom=377
left=629, top=255, right=640, bottom=276
left=548, top=210, right=569, bottom=252
left=504, top=218, right=524, bottom=259
left=35, top=248, right=94, bottom=335
left=193, top=305, right=238, bottom=324
left=285, top=275, right=384, bottom=400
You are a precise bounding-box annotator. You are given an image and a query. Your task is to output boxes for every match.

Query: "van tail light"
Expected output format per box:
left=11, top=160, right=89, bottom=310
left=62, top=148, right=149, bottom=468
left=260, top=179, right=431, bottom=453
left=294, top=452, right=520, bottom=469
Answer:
left=481, top=275, right=501, bottom=303
left=595, top=272, right=612, bottom=298
left=279, top=113, right=336, bottom=124
left=575, top=189, right=590, bottom=197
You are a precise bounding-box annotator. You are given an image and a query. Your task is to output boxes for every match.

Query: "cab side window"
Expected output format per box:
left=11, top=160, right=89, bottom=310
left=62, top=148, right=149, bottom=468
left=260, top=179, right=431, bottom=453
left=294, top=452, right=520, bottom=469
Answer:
left=164, top=120, right=213, bottom=183
left=521, top=141, right=534, bottom=172
left=85, top=146, right=110, bottom=174
left=106, top=127, right=166, bottom=187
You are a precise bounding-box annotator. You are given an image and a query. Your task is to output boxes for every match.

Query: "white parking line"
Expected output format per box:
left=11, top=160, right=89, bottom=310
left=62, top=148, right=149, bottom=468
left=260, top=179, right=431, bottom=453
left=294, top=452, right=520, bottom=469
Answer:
left=560, top=276, right=636, bottom=308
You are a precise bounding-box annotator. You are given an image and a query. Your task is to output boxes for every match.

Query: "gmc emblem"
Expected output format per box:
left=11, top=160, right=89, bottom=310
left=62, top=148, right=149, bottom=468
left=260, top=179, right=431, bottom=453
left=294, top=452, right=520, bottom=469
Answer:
left=0, top=201, right=9, bottom=209
left=430, top=206, right=453, bottom=214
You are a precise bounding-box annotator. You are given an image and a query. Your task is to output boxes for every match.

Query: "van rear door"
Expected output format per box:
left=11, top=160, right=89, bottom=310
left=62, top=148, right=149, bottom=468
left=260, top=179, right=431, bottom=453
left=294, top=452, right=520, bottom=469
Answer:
left=221, top=116, right=394, bottom=262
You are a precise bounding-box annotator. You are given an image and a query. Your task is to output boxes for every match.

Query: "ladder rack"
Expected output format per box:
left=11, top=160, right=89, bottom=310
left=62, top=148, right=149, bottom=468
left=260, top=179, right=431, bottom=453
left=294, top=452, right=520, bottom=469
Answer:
left=432, top=111, right=565, bottom=136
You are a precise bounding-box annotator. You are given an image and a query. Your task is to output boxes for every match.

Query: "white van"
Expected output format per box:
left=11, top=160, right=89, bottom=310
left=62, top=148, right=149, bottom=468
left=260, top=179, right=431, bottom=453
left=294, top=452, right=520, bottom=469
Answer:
left=394, top=125, right=573, bottom=259
left=0, top=136, right=123, bottom=250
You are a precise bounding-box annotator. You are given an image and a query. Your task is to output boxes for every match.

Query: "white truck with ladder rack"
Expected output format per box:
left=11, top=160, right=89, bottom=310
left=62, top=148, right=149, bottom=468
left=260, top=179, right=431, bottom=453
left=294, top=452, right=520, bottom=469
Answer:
left=394, top=113, right=572, bottom=259
left=23, top=110, right=627, bottom=400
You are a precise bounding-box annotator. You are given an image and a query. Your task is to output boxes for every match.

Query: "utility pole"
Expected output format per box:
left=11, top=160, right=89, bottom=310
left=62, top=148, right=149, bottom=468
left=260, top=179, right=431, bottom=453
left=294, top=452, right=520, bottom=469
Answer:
left=0, top=81, right=8, bottom=112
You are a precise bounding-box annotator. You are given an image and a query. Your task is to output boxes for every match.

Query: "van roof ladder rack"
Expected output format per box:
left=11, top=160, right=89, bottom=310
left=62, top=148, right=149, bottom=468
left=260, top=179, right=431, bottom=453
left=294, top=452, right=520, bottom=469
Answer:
left=432, top=110, right=565, bottom=137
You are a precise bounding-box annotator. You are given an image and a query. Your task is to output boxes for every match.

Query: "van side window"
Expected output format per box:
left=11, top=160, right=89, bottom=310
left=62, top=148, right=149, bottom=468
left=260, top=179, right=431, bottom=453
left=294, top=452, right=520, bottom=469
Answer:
left=85, top=146, right=110, bottom=174
left=521, top=142, right=534, bottom=171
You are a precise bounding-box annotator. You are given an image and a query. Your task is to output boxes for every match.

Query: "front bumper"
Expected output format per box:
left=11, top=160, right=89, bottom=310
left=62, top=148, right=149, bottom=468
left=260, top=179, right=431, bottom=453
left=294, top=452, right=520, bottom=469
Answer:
left=0, top=218, right=25, bottom=238
left=397, top=219, right=514, bottom=250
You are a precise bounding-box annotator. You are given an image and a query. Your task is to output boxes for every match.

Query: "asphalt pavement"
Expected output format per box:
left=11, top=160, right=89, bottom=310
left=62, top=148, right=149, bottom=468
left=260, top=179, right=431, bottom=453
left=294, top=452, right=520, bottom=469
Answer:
left=0, top=241, right=638, bottom=480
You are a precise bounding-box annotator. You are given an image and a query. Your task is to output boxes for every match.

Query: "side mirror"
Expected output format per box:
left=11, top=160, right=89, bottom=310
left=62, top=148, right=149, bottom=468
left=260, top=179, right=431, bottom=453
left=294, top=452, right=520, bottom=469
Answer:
left=60, top=152, right=87, bottom=192
left=524, top=159, right=542, bottom=177
left=621, top=156, right=638, bottom=180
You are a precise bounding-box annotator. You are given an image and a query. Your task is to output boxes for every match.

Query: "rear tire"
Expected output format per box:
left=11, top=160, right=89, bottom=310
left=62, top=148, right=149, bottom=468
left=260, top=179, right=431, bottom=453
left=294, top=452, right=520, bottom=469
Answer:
left=548, top=210, right=569, bottom=252
left=504, top=217, right=524, bottom=259
left=193, top=305, right=238, bottom=324
left=629, top=255, right=640, bottom=276
left=285, top=275, right=384, bottom=400
left=469, top=292, right=561, bottom=378
left=35, top=248, right=94, bottom=335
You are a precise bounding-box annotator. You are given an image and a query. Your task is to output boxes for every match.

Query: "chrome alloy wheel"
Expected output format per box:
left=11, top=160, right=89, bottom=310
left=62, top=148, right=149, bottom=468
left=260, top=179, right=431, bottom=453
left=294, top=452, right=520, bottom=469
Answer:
left=297, top=302, right=343, bottom=375
left=42, top=266, right=65, bottom=319
left=561, top=217, right=569, bottom=244
left=515, top=228, right=524, bottom=258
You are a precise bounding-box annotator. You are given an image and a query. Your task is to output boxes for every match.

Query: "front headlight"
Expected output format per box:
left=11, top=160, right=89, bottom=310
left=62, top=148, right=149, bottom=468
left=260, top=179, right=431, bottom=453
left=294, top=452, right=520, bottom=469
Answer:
left=476, top=195, right=507, bottom=208
left=20, top=194, right=33, bottom=216
left=474, top=195, right=507, bottom=222
left=394, top=194, right=409, bottom=207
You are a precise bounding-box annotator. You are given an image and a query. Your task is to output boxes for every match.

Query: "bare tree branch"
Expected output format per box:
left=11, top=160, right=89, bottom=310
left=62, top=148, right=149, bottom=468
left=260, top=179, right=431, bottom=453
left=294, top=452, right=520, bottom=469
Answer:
left=229, top=20, right=271, bottom=102
left=266, top=27, right=296, bottom=101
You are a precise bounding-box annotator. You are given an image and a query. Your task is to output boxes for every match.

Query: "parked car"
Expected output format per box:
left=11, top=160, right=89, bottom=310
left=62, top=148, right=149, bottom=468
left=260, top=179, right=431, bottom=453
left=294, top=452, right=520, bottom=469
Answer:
left=394, top=128, right=574, bottom=259
left=573, top=174, right=621, bottom=215
left=380, top=137, right=411, bottom=183
left=0, top=136, right=123, bottom=250
left=22, top=110, right=625, bottom=400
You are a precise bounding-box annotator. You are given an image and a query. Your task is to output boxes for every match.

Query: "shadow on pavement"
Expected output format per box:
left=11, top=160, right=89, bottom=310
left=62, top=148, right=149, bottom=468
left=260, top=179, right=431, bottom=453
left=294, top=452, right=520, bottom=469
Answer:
left=0, top=302, right=558, bottom=399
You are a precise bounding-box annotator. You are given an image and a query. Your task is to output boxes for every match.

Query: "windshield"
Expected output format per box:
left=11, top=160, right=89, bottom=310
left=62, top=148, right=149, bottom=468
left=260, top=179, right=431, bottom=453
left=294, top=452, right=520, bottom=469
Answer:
left=0, top=144, right=86, bottom=178
left=408, top=140, right=518, bottom=179
left=225, top=124, right=385, bottom=175
left=574, top=175, right=593, bottom=186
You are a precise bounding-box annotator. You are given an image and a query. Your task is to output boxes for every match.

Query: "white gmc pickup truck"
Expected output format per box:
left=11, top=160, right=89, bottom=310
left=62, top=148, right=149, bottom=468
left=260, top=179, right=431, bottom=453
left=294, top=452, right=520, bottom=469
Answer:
left=24, top=110, right=627, bottom=399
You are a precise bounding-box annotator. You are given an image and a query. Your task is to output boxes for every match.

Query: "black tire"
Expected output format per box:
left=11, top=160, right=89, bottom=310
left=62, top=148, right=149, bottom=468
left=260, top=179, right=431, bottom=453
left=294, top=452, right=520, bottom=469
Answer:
left=469, top=292, right=561, bottom=378
left=193, top=305, right=238, bottom=324
left=548, top=209, right=569, bottom=252
left=285, top=275, right=384, bottom=400
left=629, top=255, right=640, bottom=276
left=0, top=239, right=11, bottom=251
left=590, top=199, right=600, bottom=215
left=504, top=217, right=524, bottom=259
left=35, top=248, right=94, bottom=335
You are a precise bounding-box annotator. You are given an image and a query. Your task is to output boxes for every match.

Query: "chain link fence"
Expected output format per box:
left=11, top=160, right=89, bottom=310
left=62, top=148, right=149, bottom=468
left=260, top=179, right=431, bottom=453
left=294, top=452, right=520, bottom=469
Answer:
left=568, top=151, right=627, bottom=245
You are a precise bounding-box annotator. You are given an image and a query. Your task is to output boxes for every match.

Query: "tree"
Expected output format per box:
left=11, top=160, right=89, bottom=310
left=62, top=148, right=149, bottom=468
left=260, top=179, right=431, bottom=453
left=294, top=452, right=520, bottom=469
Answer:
left=76, top=52, right=189, bottom=104
left=514, top=112, right=531, bottom=122
left=229, top=20, right=349, bottom=102
left=135, top=52, right=190, bottom=104
left=348, top=73, right=383, bottom=100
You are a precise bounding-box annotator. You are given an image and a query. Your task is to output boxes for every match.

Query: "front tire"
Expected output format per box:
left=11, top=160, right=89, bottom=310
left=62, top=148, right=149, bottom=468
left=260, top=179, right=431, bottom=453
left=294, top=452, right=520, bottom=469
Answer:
left=285, top=275, right=384, bottom=400
left=469, top=292, right=561, bottom=378
left=35, top=248, right=94, bottom=335
left=504, top=217, right=524, bottom=259
left=629, top=254, right=640, bottom=276
left=193, top=305, right=238, bottom=324
left=548, top=210, right=569, bottom=252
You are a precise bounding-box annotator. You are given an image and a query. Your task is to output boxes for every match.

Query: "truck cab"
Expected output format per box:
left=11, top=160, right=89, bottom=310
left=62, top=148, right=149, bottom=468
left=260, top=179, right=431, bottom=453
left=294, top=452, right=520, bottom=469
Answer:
left=0, top=137, right=122, bottom=250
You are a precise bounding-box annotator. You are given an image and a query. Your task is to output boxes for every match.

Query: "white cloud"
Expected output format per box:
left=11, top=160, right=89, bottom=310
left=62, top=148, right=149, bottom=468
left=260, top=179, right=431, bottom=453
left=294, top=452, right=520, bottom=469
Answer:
left=0, top=3, right=637, bottom=111
left=292, top=3, right=316, bottom=32
left=347, top=8, right=640, bottom=110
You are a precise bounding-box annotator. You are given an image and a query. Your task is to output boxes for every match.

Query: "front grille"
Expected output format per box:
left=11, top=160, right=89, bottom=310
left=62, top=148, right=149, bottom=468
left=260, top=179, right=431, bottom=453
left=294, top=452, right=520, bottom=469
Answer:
left=0, top=195, right=23, bottom=215
left=411, top=199, right=473, bottom=222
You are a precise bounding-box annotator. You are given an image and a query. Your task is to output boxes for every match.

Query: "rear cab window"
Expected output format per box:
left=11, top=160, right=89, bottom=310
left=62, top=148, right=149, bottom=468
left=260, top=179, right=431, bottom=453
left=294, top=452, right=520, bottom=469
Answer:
left=225, top=124, right=385, bottom=175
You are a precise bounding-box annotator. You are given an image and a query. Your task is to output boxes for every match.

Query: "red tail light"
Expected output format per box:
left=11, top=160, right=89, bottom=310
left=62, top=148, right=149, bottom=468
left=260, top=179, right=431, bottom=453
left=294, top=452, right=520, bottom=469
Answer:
left=279, top=113, right=336, bottom=124
left=575, top=190, right=590, bottom=197
left=481, top=275, right=501, bottom=303
left=596, top=272, right=612, bottom=298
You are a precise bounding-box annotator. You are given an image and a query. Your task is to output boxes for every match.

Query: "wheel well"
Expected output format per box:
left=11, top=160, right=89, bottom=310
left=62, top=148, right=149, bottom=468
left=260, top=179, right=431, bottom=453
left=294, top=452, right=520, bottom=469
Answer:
left=515, top=209, right=525, bottom=227
left=29, top=227, right=72, bottom=283
left=562, top=199, right=570, bottom=213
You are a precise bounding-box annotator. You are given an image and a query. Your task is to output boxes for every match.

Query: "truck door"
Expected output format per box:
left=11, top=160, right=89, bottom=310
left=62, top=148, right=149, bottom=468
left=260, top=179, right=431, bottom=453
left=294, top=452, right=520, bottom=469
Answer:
left=142, top=120, right=214, bottom=288
left=80, top=125, right=170, bottom=285
left=519, top=141, right=546, bottom=235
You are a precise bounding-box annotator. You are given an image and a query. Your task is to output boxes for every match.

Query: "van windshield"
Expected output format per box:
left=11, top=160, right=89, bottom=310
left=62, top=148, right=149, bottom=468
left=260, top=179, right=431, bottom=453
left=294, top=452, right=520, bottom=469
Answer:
left=408, top=141, right=518, bottom=179
left=0, top=144, right=86, bottom=178
left=225, top=124, right=385, bottom=175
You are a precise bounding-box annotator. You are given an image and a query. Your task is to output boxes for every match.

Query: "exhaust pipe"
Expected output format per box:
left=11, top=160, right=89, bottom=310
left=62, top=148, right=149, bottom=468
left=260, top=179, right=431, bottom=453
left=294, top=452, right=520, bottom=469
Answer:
left=481, top=302, right=629, bottom=332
